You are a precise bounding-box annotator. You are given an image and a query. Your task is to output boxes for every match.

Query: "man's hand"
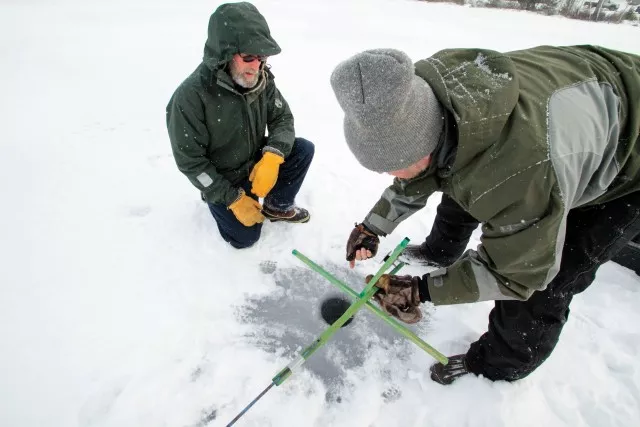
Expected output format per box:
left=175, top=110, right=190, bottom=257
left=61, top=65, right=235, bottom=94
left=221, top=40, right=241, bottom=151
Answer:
left=367, top=274, right=422, bottom=324
left=346, top=223, right=380, bottom=268
left=228, top=189, right=264, bottom=226
left=249, top=151, right=284, bottom=197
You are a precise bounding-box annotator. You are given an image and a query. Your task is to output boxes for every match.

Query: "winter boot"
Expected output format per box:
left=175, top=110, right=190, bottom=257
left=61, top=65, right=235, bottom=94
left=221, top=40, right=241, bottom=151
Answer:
left=430, top=354, right=470, bottom=385
left=262, top=206, right=310, bottom=223
left=399, top=243, right=457, bottom=267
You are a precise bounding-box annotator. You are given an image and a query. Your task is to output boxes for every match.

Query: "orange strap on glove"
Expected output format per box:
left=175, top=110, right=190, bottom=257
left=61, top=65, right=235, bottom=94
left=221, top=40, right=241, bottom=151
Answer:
left=249, top=151, right=284, bottom=198
left=228, top=189, right=264, bottom=227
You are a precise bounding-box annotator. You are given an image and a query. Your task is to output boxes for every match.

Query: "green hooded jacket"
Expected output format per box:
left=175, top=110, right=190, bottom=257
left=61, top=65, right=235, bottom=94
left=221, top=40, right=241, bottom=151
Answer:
left=362, top=45, right=640, bottom=306
left=166, top=2, right=295, bottom=205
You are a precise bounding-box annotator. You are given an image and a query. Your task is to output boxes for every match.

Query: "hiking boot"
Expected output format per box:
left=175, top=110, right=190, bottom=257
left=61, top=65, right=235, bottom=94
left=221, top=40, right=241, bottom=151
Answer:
left=430, top=354, right=470, bottom=385
left=262, top=206, right=310, bottom=223
left=398, top=244, right=454, bottom=267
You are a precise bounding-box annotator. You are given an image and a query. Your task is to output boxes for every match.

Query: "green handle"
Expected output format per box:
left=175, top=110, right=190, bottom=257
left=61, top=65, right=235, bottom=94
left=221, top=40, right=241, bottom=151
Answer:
left=272, top=238, right=410, bottom=386
left=292, top=251, right=448, bottom=364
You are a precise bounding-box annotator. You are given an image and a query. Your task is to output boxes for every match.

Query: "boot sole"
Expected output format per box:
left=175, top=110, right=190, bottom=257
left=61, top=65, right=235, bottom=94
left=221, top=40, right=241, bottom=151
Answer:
left=265, top=215, right=310, bottom=224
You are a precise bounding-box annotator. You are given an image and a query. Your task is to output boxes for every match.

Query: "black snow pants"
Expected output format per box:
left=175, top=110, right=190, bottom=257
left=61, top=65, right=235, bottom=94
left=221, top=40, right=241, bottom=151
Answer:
left=422, top=191, right=640, bottom=381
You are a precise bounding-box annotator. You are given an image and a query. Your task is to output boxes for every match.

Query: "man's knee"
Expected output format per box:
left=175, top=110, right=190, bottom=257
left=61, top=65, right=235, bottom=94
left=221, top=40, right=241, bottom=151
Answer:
left=208, top=202, right=262, bottom=249
left=229, top=239, right=258, bottom=249
left=294, top=137, right=315, bottom=158
left=225, top=228, right=261, bottom=249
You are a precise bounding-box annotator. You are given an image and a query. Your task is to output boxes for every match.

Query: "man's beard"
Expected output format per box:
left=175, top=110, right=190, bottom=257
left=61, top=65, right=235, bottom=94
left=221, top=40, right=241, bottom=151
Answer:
left=230, top=67, right=260, bottom=89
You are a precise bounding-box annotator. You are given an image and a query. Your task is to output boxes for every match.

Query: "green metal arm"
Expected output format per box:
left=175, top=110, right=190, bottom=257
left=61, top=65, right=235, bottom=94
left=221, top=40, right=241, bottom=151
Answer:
left=292, top=250, right=448, bottom=365
left=225, top=239, right=449, bottom=427
left=272, top=238, right=410, bottom=386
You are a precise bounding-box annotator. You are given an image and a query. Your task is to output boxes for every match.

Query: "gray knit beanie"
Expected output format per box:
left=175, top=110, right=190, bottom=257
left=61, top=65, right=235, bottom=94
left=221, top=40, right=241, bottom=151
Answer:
left=330, top=49, right=444, bottom=173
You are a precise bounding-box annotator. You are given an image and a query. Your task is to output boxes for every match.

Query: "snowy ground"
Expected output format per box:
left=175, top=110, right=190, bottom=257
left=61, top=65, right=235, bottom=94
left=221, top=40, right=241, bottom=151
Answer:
left=1, top=0, right=640, bottom=426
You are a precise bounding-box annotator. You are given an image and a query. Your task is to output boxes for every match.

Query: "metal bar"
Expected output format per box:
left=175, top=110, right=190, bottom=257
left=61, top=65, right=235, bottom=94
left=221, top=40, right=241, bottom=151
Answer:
left=225, top=382, right=274, bottom=427
left=272, top=238, right=410, bottom=386
left=388, top=262, right=406, bottom=275
left=226, top=239, right=413, bottom=426
left=292, top=251, right=448, bottom=364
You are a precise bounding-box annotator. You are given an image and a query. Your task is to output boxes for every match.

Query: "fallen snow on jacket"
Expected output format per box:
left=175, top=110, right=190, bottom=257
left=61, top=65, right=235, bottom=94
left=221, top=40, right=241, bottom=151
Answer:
left=363, top=45, right=640, bottom=305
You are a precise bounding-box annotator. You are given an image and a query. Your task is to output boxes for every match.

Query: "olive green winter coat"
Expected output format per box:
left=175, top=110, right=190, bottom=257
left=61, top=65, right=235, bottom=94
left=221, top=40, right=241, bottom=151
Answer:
left=166, top=2, right=295, bottom=205
left=363, top=45, right=640, bottom=306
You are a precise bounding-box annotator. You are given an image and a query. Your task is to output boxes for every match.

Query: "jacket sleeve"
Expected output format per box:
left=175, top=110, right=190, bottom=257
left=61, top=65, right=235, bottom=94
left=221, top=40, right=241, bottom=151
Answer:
left=426, top=190, right=566, bottom=305
left=265, top=77, right=295, bottom=157
left=363, top=175, right=438, bottom=236
left=166, top=86, right=239, bottom=206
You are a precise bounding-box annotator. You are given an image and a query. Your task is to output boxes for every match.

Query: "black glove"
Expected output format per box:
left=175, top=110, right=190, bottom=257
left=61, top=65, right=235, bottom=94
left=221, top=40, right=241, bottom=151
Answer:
left=419, top=273, right=432, bottom=303
left=346, top=223, right=380, bottom=262
left=366, top=274, right=422, bottom=324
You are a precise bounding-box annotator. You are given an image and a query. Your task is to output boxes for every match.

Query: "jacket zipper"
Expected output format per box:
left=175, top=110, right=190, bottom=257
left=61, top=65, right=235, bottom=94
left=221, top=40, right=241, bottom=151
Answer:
left=244, top=95, right=257, bottom=160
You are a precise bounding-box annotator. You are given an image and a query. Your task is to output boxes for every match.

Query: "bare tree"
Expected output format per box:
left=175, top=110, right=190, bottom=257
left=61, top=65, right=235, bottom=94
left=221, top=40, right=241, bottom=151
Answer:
left=516, top=0, right=559, bottom=11
left=561, top=0, right=582, bottom=15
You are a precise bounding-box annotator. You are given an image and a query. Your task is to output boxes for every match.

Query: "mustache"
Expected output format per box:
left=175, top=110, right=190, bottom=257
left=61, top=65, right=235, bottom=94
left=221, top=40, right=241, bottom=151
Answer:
left=230, top=67, right=263, bottom=89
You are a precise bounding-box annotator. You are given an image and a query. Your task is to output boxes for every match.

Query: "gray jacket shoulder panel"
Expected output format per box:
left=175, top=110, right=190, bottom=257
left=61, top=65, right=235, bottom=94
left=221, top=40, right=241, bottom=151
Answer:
left=548, top=80, right=621, bottom=210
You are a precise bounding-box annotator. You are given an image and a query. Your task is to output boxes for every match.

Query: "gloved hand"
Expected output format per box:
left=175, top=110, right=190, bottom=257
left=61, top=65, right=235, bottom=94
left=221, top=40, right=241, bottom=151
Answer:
left=228, top=189, right=264, bottom=227
left=249, top=151, right=284, bottom=197
left=346, top=223, right=379, bottom=267
left=366, top=274, right=422, bottom=324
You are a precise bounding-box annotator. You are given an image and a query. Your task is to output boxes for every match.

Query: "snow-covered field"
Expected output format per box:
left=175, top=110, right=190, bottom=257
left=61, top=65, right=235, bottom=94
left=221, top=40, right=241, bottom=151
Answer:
left=1, top=0, right=639, bottom=426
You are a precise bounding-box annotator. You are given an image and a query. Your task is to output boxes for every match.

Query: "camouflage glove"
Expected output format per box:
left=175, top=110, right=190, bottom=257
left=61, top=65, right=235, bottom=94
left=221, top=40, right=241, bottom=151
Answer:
left=346, top=223, right=380, bottom=262
left=366, top=274, right=422, bottom=324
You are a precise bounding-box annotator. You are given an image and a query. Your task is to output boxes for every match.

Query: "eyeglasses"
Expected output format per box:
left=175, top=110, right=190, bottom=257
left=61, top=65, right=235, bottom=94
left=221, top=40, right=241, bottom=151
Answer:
left=240, top=54, right=267, bottom=63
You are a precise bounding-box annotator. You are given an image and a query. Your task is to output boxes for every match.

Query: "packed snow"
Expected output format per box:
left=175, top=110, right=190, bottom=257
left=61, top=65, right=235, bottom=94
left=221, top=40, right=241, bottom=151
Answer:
left=1, top=0, right=639, bottom=426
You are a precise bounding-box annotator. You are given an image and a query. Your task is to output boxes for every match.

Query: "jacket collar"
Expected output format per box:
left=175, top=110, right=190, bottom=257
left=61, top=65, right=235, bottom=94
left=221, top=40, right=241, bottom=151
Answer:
left=434, top=111, right=458, bottom=178
left=213, top=67, right=267, bottom=103
left=412, top=110, right=457, bottom=181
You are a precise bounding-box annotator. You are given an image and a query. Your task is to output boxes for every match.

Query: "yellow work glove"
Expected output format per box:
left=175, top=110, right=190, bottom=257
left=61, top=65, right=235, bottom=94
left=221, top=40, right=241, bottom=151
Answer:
left=228, top=189, right=264, bottom=227
left=249, top=151, right=284, bottom=198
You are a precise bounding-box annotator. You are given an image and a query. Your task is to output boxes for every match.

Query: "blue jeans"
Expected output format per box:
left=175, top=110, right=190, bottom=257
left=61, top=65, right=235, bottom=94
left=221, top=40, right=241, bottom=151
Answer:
left=207, top=137, right=314, bottom=249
